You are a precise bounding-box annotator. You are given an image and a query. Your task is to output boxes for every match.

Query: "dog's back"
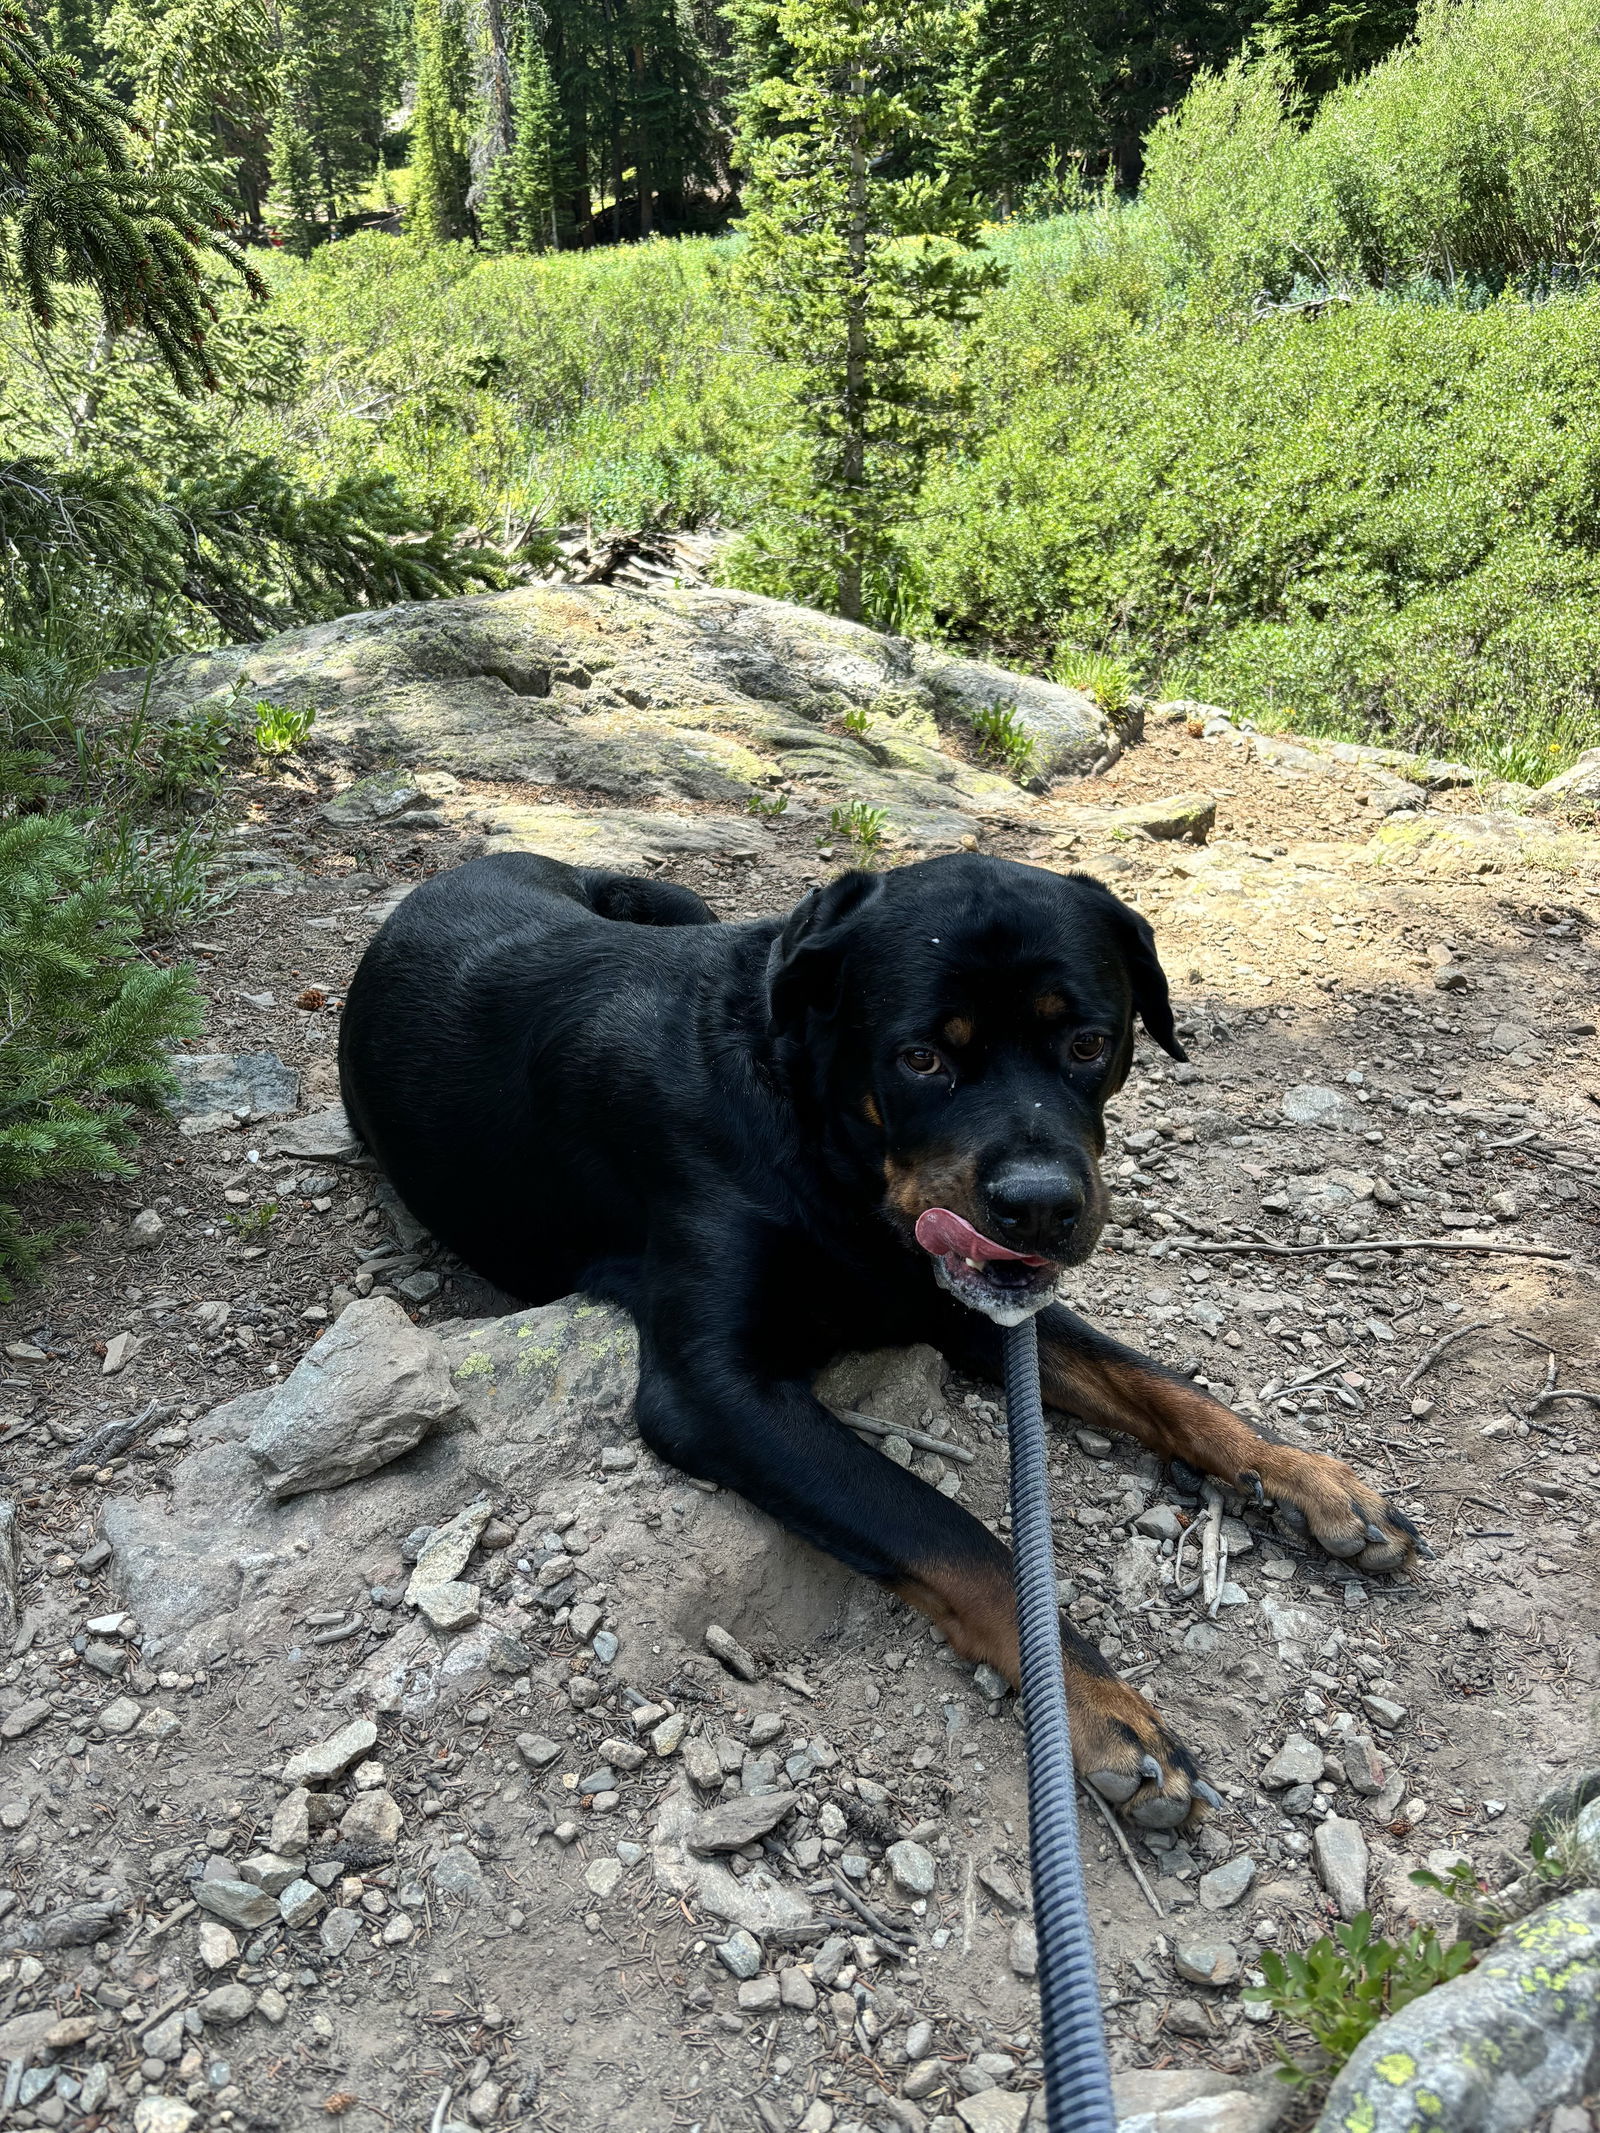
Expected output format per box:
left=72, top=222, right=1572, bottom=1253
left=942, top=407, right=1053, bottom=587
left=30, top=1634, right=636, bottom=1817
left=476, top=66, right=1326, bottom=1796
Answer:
left=339, top=853, right=728, bottom=1298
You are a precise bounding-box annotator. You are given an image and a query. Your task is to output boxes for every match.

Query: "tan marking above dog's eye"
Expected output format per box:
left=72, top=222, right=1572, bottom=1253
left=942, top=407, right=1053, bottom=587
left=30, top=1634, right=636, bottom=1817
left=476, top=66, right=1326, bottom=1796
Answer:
left=862, top=1093, right=882, bottom=1125
left=941, top=1016, right=974, bottom=1048
left=1034, top=992, right=1067, bottom=1020
left=1069, top=1030, right=1108, bottom=1062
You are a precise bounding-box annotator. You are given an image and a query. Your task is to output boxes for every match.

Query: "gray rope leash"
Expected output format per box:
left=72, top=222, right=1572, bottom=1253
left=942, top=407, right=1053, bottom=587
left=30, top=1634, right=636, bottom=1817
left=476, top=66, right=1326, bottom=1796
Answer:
left=1002, top=1314, right=1117, bottom=2132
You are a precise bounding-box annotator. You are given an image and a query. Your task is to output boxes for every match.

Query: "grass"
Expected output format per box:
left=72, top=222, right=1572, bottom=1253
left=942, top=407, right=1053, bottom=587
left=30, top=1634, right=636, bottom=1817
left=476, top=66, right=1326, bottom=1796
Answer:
left=827, top=800, right=889, bottom=859
left=968, top=702, right=1038, bottom=781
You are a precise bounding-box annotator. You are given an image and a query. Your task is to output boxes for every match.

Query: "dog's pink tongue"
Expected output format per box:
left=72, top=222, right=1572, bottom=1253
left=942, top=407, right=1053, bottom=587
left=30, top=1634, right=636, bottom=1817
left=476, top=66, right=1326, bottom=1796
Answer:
left=914, top=1207, right=1046, bottom=1266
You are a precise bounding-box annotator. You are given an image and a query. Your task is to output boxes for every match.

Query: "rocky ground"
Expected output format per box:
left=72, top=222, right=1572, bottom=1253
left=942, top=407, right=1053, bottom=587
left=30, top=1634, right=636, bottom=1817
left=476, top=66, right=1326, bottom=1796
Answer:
left=2, top=583, right=1599, bottom=2133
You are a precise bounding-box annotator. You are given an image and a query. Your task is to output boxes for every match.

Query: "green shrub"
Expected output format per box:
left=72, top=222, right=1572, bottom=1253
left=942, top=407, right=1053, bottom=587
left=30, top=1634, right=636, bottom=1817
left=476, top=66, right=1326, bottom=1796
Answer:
left=1244, top=1910, right=1476, bottom=2083
left=1055, top=648, right=1134, bottom=713
left=0, top=815, right=201, bottom=1295
left=920, top=286, right=1600, bottom=769
left=828, top=800, right=889, bottom=858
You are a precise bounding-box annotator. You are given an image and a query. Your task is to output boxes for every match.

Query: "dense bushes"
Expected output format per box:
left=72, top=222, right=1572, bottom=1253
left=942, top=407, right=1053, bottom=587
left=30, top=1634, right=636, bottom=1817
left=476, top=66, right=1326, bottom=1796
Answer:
left=252, top=236, right=779, bottom=543
left=923, top=286, right=1600, bottom=774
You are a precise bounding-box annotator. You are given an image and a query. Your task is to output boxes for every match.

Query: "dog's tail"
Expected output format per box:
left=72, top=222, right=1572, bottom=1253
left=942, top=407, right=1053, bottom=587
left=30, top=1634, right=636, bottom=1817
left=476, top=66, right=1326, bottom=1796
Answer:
left=575, top=869, right=716, bottom=928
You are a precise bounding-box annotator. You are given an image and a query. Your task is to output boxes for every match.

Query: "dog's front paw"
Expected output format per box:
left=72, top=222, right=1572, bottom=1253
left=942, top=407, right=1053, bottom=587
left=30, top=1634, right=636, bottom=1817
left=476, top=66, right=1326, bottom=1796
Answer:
left=1065, top=1654, right=1218, bottom=1829
left=1245, top=1445, right=1425, bottom=1572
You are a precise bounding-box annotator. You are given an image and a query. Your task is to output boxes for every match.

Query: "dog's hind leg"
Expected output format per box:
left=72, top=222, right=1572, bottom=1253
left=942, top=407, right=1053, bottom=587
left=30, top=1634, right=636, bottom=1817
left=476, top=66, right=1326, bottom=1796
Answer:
left=634, top=1346, right=1209, bottom=1827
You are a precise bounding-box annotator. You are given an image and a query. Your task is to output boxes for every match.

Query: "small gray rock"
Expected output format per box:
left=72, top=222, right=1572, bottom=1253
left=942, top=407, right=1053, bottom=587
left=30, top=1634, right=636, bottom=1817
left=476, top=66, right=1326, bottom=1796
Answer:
left=1313, top=1817, right=1369, bottom=1920
left=887, top=1840, right=937, bottom=1899
left=516, top=1733, right=562, bottom=1770
left=715, top=1927, right=762, bottom=1980
left=1174, top=1940, right=1241, bottom=1987
left=687, top=1791, right=798, bottom=1855
left=278, top=1879, right=323, bottom=1929
left=1361, top=1694, right=1408, bottom=1729
left=1261, top=1733, right=1324, bottom=1788
left=164, top=1051, right=299, bottom=1122
left=1281, top=1085, right=1349, bottom=1128
left=319, top=1907, right=362, bottom=1957
left=431, top=1847, right=485, bottom=1904
left=704, top=1623, right=760, bottom=1681
left=194, top=1880, right=278, bottom=1930
left=282, top=1717, right=377, bottom=1786
left=248, top=1296, right=459, bottom=1499
left=1197, top=1856, right=1256, bottom=1912
left=198, top=1985, right=254, bottom=2024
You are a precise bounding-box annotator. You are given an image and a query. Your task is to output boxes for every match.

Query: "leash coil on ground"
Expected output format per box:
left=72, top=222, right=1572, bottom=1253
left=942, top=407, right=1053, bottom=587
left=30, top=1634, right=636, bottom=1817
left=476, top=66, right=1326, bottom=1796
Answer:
left=1002, top=1315, right=1118, bottom=2133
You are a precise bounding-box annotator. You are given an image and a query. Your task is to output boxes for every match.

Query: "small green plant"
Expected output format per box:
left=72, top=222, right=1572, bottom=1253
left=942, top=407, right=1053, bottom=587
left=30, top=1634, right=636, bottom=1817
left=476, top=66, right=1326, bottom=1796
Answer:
left=969, top=702, right=1038, bottom=782
left=747, top=790, right=789, bottom=819
left=139, top=702, right=233, bottom=807
left=1244, top=1911, right=1476, bottom=2085
left=1056, top=648, right=1134, bottom=714
left=227, top=1200, right=279, bottom=1239
left=0, top=816, right=202, bottom=1296
left=254, top=700, right=316, bottom=760
left=827, top=800, right=888, bottom=858
left=839, top=705, right=872, bottom=736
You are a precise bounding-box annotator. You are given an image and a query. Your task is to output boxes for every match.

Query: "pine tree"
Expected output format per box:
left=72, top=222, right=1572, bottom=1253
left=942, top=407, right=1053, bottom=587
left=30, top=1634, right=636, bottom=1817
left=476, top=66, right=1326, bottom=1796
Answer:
left=0, top=814, right=203, bottom=1297
left=1, top=0, right=262, bottom=391
left=101, top=0, right=281, bottom=225
left=267, top=0, right=400, bottom=244
left=481, top=14, right=566, bottom=249
left=965, top=0, right=1097, bottom=208
left=1258, top=0, right=1416, bottom=98
left=411, top=0, right=474, bottom=241
left=730, top=0, right=1001, bottom=622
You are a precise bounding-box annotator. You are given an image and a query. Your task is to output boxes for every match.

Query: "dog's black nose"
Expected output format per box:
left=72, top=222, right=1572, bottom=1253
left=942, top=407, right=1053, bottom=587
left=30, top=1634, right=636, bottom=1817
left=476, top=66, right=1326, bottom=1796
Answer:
left=986, top=1165, right=1084, bottom=1250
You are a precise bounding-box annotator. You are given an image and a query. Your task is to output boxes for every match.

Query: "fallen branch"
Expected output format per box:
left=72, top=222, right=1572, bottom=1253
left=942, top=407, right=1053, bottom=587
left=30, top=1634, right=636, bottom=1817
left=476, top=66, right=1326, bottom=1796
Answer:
left=1080, top=1782, right=1163, bottom=1918
left=833, top=1408, right=975, bottom=1465
left=1402, top=1319, right=1496, bottom=1388
left=1176, top=1237, right=1571, bottom=1262
left=1529, top=1388, right=1600, bottom=1413
left=817, top=1871, right=915, bottom=1948
left=1201, top=1483, right=1227, bottom=1619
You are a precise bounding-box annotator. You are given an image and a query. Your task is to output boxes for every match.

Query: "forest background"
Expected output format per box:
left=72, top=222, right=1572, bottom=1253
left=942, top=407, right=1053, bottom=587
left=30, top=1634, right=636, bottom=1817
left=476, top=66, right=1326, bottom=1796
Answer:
left=5, top=0, right=1600, bottom=1282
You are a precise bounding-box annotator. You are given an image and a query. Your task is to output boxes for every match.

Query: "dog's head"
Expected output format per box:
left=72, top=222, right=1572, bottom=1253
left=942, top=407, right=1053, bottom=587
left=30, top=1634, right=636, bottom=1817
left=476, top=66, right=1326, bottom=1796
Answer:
left=766, top=854, right=1185, bottom=1322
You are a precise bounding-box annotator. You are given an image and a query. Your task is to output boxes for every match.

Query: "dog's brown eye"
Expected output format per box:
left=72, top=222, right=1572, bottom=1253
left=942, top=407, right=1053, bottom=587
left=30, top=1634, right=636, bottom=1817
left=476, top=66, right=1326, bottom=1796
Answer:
left=1070, top=1032, right=1107, bottom=1062
left=900, top=1047, right=944, bottom=1076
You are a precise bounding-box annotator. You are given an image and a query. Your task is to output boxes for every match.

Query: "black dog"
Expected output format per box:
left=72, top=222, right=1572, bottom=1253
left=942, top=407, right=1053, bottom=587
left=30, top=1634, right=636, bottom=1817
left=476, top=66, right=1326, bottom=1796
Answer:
left=340, top=851, right=1419, bottom=1825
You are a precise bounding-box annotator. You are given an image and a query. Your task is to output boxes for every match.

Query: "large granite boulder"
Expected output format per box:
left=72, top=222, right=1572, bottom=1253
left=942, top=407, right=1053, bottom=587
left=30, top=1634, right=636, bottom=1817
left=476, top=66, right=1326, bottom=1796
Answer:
left=1314, top=1889, right=1600, bottom=2133
left=93, top=583, right=1112, bottom=854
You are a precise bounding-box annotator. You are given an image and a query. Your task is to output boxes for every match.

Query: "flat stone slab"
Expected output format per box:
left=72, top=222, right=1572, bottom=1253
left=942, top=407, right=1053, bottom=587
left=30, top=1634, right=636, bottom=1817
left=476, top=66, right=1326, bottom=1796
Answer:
left=163, top=1051, right=299, bottom=1121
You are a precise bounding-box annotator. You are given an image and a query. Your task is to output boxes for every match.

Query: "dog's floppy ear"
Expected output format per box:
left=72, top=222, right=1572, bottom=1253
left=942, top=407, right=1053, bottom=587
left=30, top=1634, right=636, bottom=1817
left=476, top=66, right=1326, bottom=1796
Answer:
left=1117, top=901, right=1187, bottom=1060
left=766, top=870, right=885, bottom=1036
left=1079, top=878, right=1187, bottom=1060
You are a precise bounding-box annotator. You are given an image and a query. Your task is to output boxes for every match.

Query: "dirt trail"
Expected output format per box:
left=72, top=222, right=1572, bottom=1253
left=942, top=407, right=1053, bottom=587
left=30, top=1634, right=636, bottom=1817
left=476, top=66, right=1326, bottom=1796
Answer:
left=2, top=620, right=1598, bottom=2133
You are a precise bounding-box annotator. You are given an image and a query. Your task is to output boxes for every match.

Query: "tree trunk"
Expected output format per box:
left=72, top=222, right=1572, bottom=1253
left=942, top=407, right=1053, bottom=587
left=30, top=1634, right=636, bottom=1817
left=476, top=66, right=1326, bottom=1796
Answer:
left=483, top=0, right=515, bottom=160
left=839, top=73, right=868, bottom=623
left=633, top=44, right=652, bottom=237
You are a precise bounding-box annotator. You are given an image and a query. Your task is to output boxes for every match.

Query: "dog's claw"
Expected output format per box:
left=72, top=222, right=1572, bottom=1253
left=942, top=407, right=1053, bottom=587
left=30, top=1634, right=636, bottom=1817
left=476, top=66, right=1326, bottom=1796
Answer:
left=1364, top=1522, right=1388, bottom=1545
left=1413, top=1535, right=1437, bottom=1560
left=1193, top=1779, right=1224, bottom=1810
left=1241, top=1469, right=1266, bottom=1508
left=1140, top=1753, right=1164, bottom=1790
left=1087, top=1769, right=1141, bottom=1805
